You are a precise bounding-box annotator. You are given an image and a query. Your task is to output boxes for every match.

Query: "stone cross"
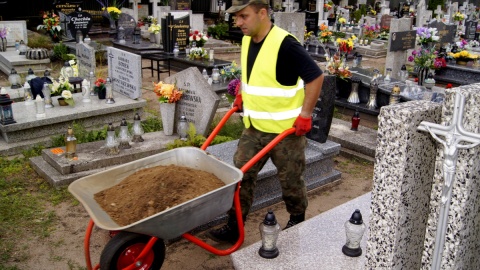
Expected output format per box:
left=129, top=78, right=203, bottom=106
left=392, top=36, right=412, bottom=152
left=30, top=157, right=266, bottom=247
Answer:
left=418, top=92, right=480, bottom=270
left=150, top=0, right=160, bottom=21
left=435, top=5, right=444, bottom=20
left=380, top=0, right=389, bottom=15
left=282, top=0, right=296, bottom=13
left=129, top=0, right=140, bottom=22
left=317, top=0, right=324, bottom=16
left=415, top=0, right=426, bottom=27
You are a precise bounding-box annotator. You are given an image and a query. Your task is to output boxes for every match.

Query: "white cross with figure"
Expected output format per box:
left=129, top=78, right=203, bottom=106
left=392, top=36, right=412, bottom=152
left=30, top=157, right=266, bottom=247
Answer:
left=150, top=0, right=160, bottom=22
left=129, top=0, right=140, bottom=22
left=435, top=5, right=444, bottom=20
left=418, top=92, right=480, bottom=270
left=282, top=0, right=295, bottom=13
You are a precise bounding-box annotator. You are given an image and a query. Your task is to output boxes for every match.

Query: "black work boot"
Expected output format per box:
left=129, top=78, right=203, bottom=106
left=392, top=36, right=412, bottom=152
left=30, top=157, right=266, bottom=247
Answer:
left=207, top=215, right=241, bottom=244
left=284, top=213, right=305, bottom=230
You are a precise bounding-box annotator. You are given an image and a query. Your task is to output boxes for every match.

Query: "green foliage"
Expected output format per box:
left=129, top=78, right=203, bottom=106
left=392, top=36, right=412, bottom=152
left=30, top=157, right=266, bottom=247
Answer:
left=141, top=116, right=162, bottom=133
left=52, top=43, right=75, bottom=62
left=21, top=145, right=45, bottom=158
left=333, top=31, right=346, bottom=38
left=27, top=35, right=55, bottom=50
left=208, top=22, right=229, bottom=39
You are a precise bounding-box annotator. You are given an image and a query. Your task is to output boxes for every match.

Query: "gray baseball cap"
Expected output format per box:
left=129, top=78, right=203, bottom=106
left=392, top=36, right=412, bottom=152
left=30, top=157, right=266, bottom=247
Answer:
left=226, top=0, right=269, bottom=14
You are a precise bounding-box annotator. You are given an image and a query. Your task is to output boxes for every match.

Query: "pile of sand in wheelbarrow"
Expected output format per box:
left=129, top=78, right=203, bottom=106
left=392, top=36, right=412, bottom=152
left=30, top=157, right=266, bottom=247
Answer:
left=94, top=165, right=225, bottom=226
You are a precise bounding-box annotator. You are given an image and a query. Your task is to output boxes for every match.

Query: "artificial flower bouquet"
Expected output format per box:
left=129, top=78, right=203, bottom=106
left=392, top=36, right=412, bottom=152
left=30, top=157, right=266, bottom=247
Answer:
left=336, top=36, right=356, bottom=53
left=326, top=53, right=352, bottom=80
left=453, top=12, right=465, bottom=22
left=362, top=24, right=379, bottom=40
left=37, top=11, right=62, bottom=39
left=148, top=23, right=161, bottom=34
left=50, top=78, right=75, bottom=106
left=0, top=26, right=9, bottom=39
left=97, top=0, right=125, bottom=20
left=448, top=50, right=479, bottom=62
left=221, top=60, right=241, bottom=80
left=94, top=78, right=106, bottom=93
left=318, top=23, right=333, bottom=44
left=323, top=3, right=332, bottom=11
left=415, top=27, right=439, bottom=45
left=225, top=78, right=241, bottom=103
left=104, top=6, right=122, bottom=20
left=188, top=47, right=208, bottom=60
left=378, top=26, right=389, bottom=40
left=408, top=47, right=445, bottom=70
left=189, top=30, right=208, bottom=47
left=338, top=17, right=347, bottom=25
left=153, top=81, right=183, bottom=103
left=304, top=26, right=314, bottom=42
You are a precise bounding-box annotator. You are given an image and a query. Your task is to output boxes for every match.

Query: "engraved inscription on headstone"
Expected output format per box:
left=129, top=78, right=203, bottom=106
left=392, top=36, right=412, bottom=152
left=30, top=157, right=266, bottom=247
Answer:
left=68, top=10, right=93, bottom=38
left=305, top=11, right=319, bottom=34
left=0, top=21, right=27, bottom=46
left=306, top=75, right=336, bottom=143
left=428, top=20, right=457, bottom=44
left=76, top=43, right=96, bottom=79
left=464, top=20, right=478, bottom=40
left=55, top=2, right=80, bottom=14
left=118, top=13, right=137, bottom=40
left=164, top=67, right=220, bottom=137
left=107, top=47, right=142, bottom=99
left=59, top=12, right=74, bottom=40
left=389, top=30, right=416, bottom=51
left=162, top=14, right=190, bottom=52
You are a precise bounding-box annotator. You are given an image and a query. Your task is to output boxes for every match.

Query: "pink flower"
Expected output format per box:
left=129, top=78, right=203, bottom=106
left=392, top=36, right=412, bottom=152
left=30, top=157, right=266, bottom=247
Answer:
left=408, top=55, right=414, bottom=62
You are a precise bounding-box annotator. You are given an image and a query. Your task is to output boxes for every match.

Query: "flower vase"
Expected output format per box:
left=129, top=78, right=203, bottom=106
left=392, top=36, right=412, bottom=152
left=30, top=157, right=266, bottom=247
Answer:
left=456, top=60, right=467, bottom=65
left=160, top=102, right=176, bottom=136
left=57, top=97, right=68, bottom=106
left=324, top=12, right=329, bottom=20
left=417, top=68, right=429, bottom=86
left=150, top=33, right=155, bottom=43
left=97, top=87, right=106, bottom=99
left=0, top=37, right=6, bottom=52
left=155, top=33, right=161, bottom=45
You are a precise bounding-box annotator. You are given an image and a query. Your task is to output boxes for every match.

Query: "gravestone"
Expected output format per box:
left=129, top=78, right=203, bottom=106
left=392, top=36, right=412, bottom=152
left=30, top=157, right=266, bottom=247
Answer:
left=107, top=47, right=142, bottom=99
left=428, top=20, right=457, bottom=45
left=117, top=13, right=137, bottom=40
left=164, top=67, right=220, bottom=137
left=54, top=2, right=80, bottom=14
left=420, top=88, right=480, bottom=269
left=67, top=9, right=93, bottom=40
left=464, top=20, right=478, bottom=40
left=365, top=100, right=441, bottom=269
left=380, top=14, right=394, bottom=29
left=0, top=21, right=27, bottom=46
left=304, top=11, right=319, bottom=34
left=59, top=12, right=74, bottom=41
left=385, top=18, right=413, bottom=79
left=161, top=13, right=189, bottom=52
left=174, top=0, right=191, bottom=10
left=76, top=43, right=96, bottom=79
left=306, top=75, right=335, bottom=143
left=138, top=3, right=149, bottom=19
left=273, top=12, right=306, bottom=45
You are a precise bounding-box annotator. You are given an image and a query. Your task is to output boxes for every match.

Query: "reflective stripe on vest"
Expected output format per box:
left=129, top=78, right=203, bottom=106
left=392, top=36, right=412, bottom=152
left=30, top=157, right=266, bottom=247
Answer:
left=241, top=26, right=304, bottom=134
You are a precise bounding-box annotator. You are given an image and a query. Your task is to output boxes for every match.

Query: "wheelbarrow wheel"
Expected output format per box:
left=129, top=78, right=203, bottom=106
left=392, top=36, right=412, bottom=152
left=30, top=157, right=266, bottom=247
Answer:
left=100, top=231, right=166, bottom=270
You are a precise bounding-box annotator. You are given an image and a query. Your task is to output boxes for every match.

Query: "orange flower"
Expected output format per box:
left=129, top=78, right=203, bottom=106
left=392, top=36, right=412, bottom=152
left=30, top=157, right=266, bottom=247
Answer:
left=153, top=81, right=183, bottom=103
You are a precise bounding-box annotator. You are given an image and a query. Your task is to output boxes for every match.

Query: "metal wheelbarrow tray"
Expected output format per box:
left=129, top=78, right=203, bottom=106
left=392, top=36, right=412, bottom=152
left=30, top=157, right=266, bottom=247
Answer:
left=68, top=147, right=243, bottom=240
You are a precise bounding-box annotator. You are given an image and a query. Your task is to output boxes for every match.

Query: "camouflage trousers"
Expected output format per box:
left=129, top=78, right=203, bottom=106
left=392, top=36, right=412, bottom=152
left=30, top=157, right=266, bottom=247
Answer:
left=229, top=127, right=308, bottom=219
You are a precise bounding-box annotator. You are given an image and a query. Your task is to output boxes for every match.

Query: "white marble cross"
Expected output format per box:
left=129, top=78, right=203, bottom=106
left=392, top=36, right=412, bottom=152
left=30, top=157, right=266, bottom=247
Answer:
left=282, top=0, right=295, bottom=13
left=435, top=5, right=444, bottom=20
left=150, top=0, right=160, bottom=21
left=129, top=0, right=140, bottom=22
left=418, top=92, right=480, bottom=270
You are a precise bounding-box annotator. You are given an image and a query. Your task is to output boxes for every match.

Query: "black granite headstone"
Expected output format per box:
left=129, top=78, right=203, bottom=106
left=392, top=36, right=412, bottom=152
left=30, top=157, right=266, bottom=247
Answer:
left=464, top=20, right=478, bottom=40
left=305, top=11, right=319, bottom=35
left=67, top=9, right=93, bottom=39
left=306, top=75, right=336, bottom=143
left=118, top=13, right=137, bottom=40
left=428, top=20, right=456, bottom=45
left=389, top=30, right=416, bottom=51
left=54, top=2, right=80, bottom=15
left=162, top=13, right=189, bottom=52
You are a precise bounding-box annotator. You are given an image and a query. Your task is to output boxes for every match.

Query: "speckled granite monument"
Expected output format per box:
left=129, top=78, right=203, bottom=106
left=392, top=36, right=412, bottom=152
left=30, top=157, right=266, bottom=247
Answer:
left=365, top=87, right=480, bottom=269
left=365, top=100, right=441, bottom=269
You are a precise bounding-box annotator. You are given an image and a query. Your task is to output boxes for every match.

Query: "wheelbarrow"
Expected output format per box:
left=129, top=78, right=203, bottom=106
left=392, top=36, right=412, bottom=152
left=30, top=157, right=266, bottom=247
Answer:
left=69, top=106, right=296, bottom=270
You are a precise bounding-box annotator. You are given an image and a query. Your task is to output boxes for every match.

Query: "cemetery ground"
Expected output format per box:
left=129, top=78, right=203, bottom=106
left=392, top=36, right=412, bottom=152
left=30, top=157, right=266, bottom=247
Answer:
left=0, top=33, right=383, bottom=269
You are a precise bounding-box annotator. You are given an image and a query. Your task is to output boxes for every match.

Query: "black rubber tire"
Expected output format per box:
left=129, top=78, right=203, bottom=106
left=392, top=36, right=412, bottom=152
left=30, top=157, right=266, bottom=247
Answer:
left=99, top=231, right=166, bottom=270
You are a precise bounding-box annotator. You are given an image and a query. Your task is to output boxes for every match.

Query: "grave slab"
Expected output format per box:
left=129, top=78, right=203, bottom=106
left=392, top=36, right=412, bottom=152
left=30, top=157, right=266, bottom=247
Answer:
left=0, top=48, right=51, bottom=75
left=231, top=192, right=371, bottom=269
left=0, top=93, right=146, bottom=143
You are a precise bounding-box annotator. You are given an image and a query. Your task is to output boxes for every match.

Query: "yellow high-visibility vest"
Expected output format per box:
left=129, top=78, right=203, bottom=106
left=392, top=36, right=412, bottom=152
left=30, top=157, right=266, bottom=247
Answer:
left=240, top=26, right=304, bottom=134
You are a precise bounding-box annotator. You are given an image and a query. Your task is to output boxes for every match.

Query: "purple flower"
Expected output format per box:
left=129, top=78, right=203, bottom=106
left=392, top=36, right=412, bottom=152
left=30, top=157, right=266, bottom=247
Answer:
left=412, top=50, right=417, bottom=55
left=0, top=27, right=8, bottom=39
left=227, top=79, right=241, bottom=96
left=408, top=56, right=414, bottom=62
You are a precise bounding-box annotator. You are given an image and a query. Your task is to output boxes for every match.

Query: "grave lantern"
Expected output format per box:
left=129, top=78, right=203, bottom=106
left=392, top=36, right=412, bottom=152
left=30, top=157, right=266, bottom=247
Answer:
left=65, top=127, right=77, bottom=159
left=0, top=87, right=16, bottom=125
left=347, top=77, right=361, bottom=104
left=88, top=71, right=96, bottom=96
left=212, top=65, right=220, bottom=84
left=399, top=64, right=408, bottom=82
left=258, top=210, right=281, bottom=259
left=76, top=30, right=83, bottom=43
left=118, top=118, right=131, bottom=149
left=118, top=26, right=126, bottom=44
left=342, top=209, right=366, bottom=257
left=18, top=40, right=27, bottom=55
left=25, top=68, right=37, bottom=83
left=35, top=95, right=46, bottom=118
left=23, top=82, right=34, bottom=105
left=132, top=113, right=144, bottom=142
left=42, top=82, right=54, bottom=108
left=105, top=123, right=120, bottom=155
left=61, top=61, right=74, bottom=80
left=84, top=35, right=91, bottom=44
left=351, top=110, right=360, bottom=131
left=133, top=26, right=141, bottom=44
left=8, top=68, right=22, bottom=89
left=105, top=77, right=115, bottom=104
left=177, top=115, right=188, bottom=141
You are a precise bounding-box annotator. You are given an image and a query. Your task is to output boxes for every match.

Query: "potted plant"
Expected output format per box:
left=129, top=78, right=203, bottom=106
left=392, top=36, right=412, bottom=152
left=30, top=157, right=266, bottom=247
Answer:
left=94, top=78, right=107, bottom=99
left=50, top=78, right=75, bottom=106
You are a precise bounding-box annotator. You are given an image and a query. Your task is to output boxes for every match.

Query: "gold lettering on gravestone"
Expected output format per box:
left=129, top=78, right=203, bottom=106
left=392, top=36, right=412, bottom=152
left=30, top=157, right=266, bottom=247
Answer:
left=168, top=19, right=189, bottom=49
left=178, top=82, right=202, bottom=125
left=390, top=30, right=416, bottom=51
